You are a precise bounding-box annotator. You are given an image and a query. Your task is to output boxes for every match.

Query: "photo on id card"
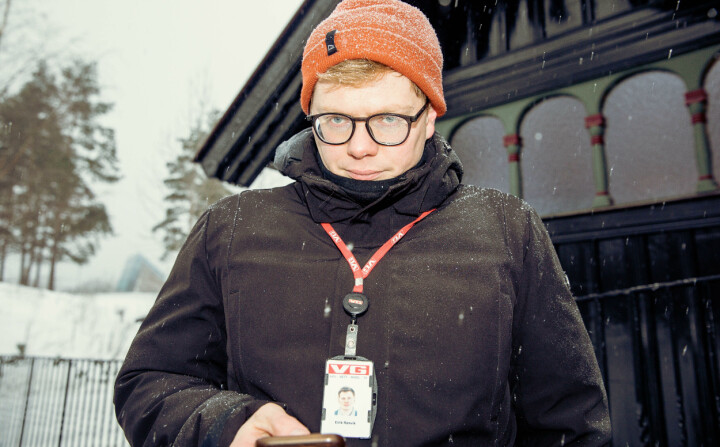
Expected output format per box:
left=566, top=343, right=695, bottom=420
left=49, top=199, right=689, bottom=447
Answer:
left=320, top=358, right=376, bottom=439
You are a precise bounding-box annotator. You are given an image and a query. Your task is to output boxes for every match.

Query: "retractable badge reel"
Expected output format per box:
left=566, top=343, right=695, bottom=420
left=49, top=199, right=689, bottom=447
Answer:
left=342, top=292, right=367, bottom=356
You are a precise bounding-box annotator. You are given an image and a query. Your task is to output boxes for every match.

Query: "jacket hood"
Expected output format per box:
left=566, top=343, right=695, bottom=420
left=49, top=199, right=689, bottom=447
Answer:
left=273, top=128, right=463, bottom=223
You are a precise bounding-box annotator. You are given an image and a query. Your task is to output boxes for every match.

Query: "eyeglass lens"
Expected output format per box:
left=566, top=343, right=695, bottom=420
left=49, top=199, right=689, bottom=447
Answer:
left=314, top=114, right=410, bottom=146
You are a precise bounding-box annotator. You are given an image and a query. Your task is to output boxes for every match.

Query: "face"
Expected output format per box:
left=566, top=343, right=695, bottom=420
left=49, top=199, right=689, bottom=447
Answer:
left=338, top=391, right=355, bottom=410
left=310, top=72, right=437, bottom=181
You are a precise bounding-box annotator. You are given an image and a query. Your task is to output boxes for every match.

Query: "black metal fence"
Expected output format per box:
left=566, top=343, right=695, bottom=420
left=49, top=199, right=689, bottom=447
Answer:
left=577, top=274, right=720, bottom=447
left=0, top=356, right=128, bottom=447
left=548, top=193, right=720, bottom=446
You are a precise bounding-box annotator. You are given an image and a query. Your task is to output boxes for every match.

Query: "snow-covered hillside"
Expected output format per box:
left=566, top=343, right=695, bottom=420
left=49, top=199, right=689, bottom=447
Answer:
left=0, top=282, right=156, bottom=360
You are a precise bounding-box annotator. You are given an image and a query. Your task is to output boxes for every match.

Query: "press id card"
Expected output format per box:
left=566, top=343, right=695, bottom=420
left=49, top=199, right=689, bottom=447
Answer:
left=320, top=357, right=377, bottom=439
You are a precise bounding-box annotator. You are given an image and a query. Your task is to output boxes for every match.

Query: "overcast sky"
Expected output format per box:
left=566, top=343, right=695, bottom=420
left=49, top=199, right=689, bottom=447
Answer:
left=6, top=0, right=303, bottom=289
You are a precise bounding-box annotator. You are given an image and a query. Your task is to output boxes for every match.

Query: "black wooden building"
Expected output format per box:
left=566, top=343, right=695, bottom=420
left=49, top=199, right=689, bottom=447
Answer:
left=195, top=1, right=720, bottom=445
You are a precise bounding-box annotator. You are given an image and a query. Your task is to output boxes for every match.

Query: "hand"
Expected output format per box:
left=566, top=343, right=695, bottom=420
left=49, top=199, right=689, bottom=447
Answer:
left=230, top=403, right=310, bottom=447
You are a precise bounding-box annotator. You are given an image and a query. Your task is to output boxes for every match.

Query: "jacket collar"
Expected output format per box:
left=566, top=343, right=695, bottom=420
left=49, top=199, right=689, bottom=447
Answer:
left=274, top=128, right=463, bottom=223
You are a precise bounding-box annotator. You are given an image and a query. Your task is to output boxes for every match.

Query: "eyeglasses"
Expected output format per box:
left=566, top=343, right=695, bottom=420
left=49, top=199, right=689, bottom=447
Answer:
left=306, top=99, right=429, bottom=146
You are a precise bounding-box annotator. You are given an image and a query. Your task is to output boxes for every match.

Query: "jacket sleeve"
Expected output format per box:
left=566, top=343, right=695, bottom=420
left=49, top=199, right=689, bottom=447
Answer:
left=114, top=205, right=272, bottom=447
left=509, top=203, right=612, bottom=446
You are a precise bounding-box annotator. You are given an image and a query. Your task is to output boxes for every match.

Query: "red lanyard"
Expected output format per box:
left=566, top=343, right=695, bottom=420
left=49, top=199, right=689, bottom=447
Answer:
left=321, top=209, right=435, bottom=293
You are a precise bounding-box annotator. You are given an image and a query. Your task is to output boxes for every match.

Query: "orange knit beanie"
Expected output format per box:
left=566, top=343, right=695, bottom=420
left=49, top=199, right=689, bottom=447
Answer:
left=301, top=0, right=446, bottom=116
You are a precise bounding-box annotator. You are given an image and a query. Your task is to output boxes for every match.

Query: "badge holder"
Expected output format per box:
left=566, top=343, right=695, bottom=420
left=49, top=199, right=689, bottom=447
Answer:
left=320, top=294, right=377, bottom=439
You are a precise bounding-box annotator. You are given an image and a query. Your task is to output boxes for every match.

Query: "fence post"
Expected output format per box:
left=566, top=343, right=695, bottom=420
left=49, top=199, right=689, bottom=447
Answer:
left=18, top=357, right=35, bottom=447
left=57, top=359, right=73, bottom=447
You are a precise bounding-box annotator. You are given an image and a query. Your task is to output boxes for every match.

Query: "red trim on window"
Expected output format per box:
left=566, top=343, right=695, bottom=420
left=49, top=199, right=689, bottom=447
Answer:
left=591, top=135, right=604, bottom=145
left=685, top=88, right=707, bottom=106
left=508, top=153, right=520, bottom=162
left=503, top=134, right=521, bottom=147
left=691, top=112, right=706, bottom=124
left=585, top=114, right=605, bottom=128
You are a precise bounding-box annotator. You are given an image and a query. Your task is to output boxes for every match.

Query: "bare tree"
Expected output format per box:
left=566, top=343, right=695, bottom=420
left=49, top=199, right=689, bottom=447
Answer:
left=0, top=0, right=69, bottom=100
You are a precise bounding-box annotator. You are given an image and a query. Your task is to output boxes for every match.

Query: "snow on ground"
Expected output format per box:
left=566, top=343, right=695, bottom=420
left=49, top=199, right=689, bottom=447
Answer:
left=0, top=282, right=156, bottom=360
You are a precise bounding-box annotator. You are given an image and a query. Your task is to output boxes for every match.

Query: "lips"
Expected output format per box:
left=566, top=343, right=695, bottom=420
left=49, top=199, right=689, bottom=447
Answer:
left=346, top=169, right=382, bottom=181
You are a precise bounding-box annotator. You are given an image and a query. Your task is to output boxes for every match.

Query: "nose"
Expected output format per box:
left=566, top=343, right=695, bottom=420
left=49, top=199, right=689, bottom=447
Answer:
left=346, top=122, right=379, bottom=159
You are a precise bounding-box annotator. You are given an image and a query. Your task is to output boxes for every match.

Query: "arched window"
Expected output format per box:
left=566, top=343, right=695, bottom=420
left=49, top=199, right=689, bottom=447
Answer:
left=705, top=58, right=720, bottom=183
left=603, top=71, right=696, bottom=205
left=450, top=116, right=510, bottom=193
left=519, top=96, right=595, bottom=216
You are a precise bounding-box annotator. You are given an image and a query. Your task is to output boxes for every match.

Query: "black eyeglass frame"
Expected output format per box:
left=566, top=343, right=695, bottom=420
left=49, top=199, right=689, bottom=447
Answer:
left=306, top=99, right=430, bottom=146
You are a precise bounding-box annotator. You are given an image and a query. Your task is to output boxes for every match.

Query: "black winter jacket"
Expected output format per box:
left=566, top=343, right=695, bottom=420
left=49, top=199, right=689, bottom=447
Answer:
left=115, top=130, right=611, bottom=446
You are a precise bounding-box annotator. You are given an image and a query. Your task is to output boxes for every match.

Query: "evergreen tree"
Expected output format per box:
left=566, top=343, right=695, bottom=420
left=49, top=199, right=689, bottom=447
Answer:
left=0, top=60, right=118, bottom=289
left=154, top=110, right=235, bottom=260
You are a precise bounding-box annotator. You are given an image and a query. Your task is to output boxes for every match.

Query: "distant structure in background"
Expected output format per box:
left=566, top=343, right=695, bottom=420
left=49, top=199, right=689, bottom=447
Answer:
left=195, top=1, right=720, bottom=446
left=116, top=254, right=165, bottom=293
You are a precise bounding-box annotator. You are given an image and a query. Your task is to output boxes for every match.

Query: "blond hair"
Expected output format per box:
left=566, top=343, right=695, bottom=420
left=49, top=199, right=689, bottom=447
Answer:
left=317, top=59, right=426, bottom=100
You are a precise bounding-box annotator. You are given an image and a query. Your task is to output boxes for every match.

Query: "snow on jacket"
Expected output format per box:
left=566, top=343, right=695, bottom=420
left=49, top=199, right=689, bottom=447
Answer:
left=114, top=130, right=611, bottom=446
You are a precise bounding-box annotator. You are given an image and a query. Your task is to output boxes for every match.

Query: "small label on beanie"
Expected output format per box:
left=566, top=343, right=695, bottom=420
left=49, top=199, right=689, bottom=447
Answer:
left=326, top=30, right=338, bottom=56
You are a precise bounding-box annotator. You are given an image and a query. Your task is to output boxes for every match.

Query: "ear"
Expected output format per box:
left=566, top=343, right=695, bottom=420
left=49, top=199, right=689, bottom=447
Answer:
left=425, top=104, right=438, bottom=140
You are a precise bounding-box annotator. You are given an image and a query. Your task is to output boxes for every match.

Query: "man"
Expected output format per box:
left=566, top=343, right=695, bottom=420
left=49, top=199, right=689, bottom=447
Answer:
left=334, top=388, right=357, bottom=417
left=115, top=1, right=612, bottom=446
